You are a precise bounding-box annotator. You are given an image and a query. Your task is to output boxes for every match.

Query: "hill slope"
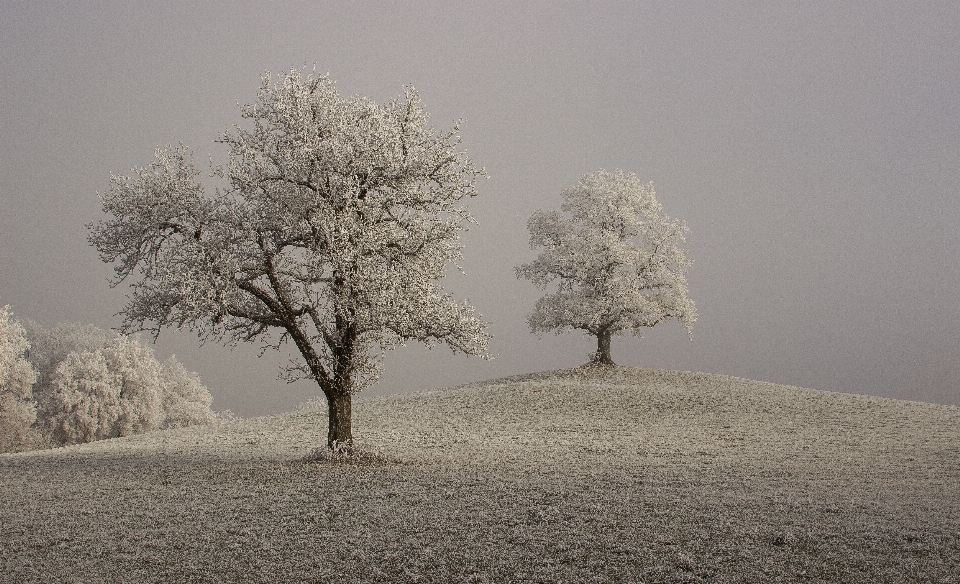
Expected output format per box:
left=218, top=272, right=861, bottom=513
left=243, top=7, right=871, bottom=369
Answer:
left=2, top=366, right=959, bottom=583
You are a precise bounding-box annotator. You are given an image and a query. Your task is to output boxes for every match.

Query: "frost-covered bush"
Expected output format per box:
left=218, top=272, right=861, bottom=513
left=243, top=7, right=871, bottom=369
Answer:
left=159, top=356, right=215, bottom=428
left=23, top=321, right=116, bottom=429
left=50, top=335, right=165, bottom=445
left=21, top=321, right=216, bottom=447
left=0, top=305, right=41, bottom=452
left=48, top=349, right=124, bottom=445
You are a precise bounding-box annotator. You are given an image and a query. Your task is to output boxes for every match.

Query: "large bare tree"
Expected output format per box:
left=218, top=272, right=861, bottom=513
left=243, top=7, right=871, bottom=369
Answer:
left=90, top=70, right=490, bottom=452
left=516, top=170, right=695, bottom=365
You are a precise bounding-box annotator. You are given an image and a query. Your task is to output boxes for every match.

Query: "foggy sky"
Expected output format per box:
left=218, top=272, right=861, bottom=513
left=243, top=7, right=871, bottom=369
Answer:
left=2, top=1, right=958, bottom=417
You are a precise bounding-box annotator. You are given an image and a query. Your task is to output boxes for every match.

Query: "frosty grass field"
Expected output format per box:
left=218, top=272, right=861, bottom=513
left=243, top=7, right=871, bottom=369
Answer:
left=2, top=366, right=959, bottom=583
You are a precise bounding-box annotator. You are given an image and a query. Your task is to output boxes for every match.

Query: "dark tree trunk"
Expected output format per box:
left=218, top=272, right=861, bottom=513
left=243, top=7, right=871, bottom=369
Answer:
left=325, top=307, right=355, bottom=454
left=594, top=329, right=614, bottom=365
left=326, top=390, right=353, bottom=453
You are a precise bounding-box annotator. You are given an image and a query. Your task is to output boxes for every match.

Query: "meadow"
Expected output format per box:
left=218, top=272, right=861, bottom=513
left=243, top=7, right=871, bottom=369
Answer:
left=2, top=366, right=959, bottom=583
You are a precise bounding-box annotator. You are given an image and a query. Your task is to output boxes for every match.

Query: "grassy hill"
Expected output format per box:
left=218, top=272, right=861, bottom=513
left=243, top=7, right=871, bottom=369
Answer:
left=2, top=366, right=959, bottom=583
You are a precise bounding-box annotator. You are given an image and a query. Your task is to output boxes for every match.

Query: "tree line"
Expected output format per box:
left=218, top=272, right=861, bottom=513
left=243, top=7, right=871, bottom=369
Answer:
left=0, top=308, right=218, bottom=454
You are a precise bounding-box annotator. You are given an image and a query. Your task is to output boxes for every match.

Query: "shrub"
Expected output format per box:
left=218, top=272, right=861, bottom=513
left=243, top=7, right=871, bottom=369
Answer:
left=159, top=356, right=215, bottom=428
left=48, top=349, right=124, bottom=445
left=23, top=321, right=116, bottom=433
left=24, top=321, right=217, bottom=447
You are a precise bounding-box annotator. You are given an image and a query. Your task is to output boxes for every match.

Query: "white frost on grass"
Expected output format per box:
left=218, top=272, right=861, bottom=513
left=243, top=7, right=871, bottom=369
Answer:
left=2, top=366, right=959, bottom=583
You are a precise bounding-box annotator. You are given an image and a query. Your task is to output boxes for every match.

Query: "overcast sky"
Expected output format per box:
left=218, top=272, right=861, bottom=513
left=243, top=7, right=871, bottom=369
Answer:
left=2, top=1, right=958, bottom=416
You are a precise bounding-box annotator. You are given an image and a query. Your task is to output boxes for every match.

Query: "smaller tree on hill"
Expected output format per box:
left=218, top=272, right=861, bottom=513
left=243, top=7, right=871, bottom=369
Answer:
left=516, top=170, right=696, bottom=365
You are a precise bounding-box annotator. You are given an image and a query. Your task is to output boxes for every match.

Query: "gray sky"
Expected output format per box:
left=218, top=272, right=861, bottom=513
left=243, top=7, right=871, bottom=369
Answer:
left=2, top=1, right=958, bottom=416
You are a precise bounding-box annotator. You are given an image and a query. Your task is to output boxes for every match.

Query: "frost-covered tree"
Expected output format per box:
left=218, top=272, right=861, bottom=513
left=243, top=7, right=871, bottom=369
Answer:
left=0, top=305, right=40, bottom=452
left=23, top=322, right=215, bottom=446
left=23, top=321, right=117, bottom=429
left=89, top=69, right=490, bottom=453
left=49, top=349, right=124, bottom=445
left=49, top=335, right=164, bottom=445
left=159, top=356, right=215, bottom=429
left=516, top=170, right=696, bottom=365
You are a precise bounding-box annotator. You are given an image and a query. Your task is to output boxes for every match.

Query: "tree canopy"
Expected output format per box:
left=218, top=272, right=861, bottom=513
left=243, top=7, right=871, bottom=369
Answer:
left=0, top=305, right=39, bottom=452
left=89, top=69, right=490, bottom=451
left=516, top=170, right=696, bottom=365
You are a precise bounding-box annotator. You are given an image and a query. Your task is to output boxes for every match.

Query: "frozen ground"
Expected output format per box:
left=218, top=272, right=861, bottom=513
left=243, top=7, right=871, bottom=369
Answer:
left=2, top=366, right=959, bottom=583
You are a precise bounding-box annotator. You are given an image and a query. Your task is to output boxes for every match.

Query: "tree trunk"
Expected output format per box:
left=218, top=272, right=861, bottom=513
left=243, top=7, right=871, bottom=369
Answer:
left=326, top=390, right=353, bottom=454
left=594, top=329, right=614, bottom=365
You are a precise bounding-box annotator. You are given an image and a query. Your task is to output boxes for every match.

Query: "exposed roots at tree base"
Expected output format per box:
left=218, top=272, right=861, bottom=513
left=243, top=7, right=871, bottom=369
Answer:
left=581, top=356, right=621, bottom=369
left=565, top=359, right=626, bottom=381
